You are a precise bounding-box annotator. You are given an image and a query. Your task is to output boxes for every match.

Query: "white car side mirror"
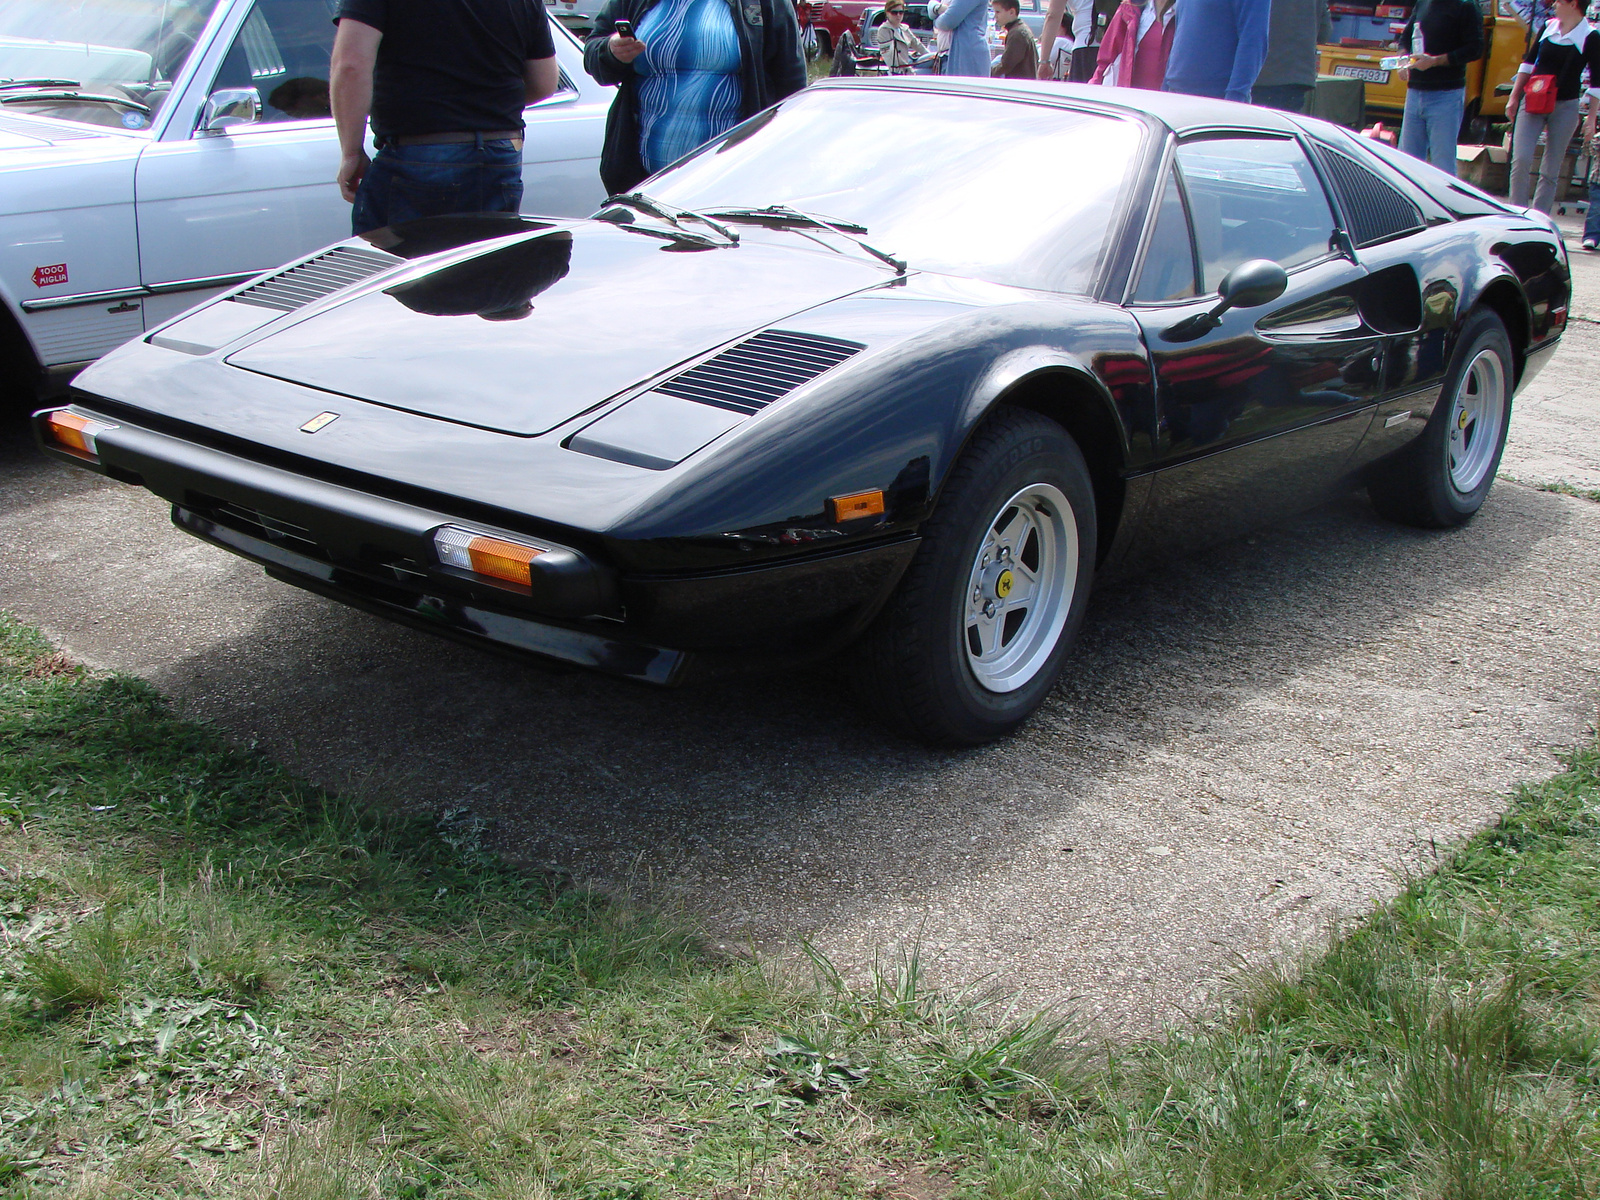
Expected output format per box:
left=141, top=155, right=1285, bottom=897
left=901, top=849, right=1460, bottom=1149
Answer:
left=199, top=88, right=261, bottom=135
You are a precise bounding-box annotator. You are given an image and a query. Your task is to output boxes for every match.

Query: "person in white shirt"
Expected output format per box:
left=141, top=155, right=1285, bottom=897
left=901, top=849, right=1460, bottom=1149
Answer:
left=1037, top=0, right=1095, bottom=79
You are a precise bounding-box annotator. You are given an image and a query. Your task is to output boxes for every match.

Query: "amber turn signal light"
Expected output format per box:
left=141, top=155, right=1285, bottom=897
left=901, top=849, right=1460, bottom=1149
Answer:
left=44, top=410, right=117, bottom=463
left=432, top=525, right=545, bottom=587
left=828, top=489, right=885, bottom=522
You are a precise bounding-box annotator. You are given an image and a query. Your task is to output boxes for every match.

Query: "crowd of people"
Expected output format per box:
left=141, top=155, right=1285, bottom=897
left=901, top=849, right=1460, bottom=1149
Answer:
left=328, top=0, right=1599, bottom=247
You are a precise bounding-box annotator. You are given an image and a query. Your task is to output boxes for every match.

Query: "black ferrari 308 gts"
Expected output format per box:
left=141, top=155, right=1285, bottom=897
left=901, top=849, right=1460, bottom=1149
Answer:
left=37, top=79, right=1569, bottom=744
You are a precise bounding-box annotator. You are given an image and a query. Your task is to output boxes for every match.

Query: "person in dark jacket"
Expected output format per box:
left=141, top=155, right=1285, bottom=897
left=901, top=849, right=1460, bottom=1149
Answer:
left=1395, top=0, right=1485, bottom=176
left=991, top=0, right=1040, bottom=76
left=584, top=0, right=805, bottom=196
left=1254, top=0, right=1332, bottom=113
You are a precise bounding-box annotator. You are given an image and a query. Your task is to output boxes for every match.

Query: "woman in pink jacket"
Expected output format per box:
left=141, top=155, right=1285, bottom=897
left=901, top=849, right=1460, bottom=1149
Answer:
left=1090, top=0, right=1174, bottom=90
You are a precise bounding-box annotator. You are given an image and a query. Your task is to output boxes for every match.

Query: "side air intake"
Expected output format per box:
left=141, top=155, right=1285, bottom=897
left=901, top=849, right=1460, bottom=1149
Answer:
left=232, top=245, right=400, bottom=312
left=656, top=329, right=865, bottom=415
left=1313, top=145, right=1426, bottom=248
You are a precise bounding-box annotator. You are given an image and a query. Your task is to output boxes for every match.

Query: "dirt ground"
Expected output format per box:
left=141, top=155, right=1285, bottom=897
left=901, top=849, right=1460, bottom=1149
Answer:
left=1, top=216, right=1595, bottom=1036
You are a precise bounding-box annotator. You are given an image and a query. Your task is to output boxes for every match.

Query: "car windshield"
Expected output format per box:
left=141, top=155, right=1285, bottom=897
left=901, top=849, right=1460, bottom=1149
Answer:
left=649, top=86, right=1144, bottom=294
left=0, top=0, right=226, bottom=130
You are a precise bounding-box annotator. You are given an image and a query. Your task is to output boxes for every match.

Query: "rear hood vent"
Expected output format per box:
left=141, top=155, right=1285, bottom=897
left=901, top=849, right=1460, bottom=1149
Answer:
left=657, top=329, right=864, bottom=415
left=233, top=245, right=400, bottom=312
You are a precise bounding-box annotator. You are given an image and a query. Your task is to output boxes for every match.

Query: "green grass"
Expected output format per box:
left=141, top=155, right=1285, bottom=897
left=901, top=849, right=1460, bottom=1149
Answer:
left=2, top=611, right=1598, bottom=1197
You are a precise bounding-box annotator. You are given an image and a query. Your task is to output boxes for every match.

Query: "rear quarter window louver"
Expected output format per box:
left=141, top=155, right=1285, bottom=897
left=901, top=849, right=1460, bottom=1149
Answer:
left=1313, top=145, right=1427, bottom=248
left=232, top=245, right=400, bottom=312
left=656, top=329, right=865, bottom=415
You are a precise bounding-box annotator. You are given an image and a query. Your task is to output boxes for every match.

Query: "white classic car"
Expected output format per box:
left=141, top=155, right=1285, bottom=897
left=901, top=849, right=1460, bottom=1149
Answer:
left=0, top=0, right=611, bottom=409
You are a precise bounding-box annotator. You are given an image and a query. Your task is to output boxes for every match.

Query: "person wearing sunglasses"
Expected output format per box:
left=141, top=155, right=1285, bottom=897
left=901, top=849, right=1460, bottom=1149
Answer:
left=876, top=2, right=927, bottom=72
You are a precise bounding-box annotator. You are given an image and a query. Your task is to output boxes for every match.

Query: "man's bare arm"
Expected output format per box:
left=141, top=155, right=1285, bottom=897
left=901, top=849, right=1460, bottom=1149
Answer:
left=524, top=56, right=560, bottom=105
left=330, top=18, right=382, bottom=202
left=1037, top=0, right=1066, bottom=77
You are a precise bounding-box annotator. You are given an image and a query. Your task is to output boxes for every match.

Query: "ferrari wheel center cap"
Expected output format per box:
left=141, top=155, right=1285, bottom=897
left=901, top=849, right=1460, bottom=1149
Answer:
left=980, top=563, right=1014, bottom=603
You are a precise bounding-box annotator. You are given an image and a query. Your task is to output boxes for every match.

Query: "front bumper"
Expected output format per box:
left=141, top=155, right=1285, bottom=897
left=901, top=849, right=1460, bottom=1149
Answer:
left=35, top=406, right=919, bottom=683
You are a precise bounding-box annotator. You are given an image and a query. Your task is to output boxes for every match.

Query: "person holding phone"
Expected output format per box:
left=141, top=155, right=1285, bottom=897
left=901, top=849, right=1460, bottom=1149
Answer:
left=583, top=0, right=806, bottom=196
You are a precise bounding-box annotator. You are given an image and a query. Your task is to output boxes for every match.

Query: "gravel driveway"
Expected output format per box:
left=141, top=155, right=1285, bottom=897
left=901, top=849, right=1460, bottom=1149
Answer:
left=3, top=223, right=1596, bottom=1035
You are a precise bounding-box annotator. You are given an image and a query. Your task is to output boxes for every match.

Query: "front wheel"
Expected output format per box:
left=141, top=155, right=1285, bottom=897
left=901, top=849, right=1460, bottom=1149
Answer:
left=858, top=408, right=1096, bottom=745
left=1368, top=307, right=1513, bottom=529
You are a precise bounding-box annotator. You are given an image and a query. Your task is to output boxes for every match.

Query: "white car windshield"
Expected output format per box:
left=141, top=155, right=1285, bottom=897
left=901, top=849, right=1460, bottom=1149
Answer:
left=649, top=86, right=1145, bottom=294
left=0, top=0, right=225, bottom=130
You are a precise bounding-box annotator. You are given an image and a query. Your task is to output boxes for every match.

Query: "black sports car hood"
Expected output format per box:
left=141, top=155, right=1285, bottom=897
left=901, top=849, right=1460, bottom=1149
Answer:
left=223, top=222, right=890, bottom=436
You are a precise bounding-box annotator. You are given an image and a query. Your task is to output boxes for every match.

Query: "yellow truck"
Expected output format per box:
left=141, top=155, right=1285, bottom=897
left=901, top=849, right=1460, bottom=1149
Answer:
left=1317, top=0, right=1529, bottom=140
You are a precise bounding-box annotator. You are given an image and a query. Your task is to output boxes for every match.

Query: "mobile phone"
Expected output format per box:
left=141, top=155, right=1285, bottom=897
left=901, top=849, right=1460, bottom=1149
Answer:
left=613, top=19, right=635, bottom=38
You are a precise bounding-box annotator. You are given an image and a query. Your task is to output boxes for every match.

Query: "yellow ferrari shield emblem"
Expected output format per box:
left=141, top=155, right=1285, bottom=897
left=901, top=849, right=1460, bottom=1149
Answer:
left=995, top=569, right=1014, bottom=599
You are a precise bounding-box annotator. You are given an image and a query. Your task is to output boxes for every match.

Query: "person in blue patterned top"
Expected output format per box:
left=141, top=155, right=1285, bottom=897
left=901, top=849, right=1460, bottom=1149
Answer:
left=635, top=0, right=744, bottom=173
left=585, top=0, right=806, bottom=195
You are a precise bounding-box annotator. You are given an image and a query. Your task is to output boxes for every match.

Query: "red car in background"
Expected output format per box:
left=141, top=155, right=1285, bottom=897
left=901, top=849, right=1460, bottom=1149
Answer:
left=797, top=0, right=878, bottom=55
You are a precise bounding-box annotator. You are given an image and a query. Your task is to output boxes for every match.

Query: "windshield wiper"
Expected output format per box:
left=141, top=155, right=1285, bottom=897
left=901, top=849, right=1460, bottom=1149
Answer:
left=704, top=205, right=905, bottom=273
left=598, top=192, right=739, bottom=246
left=0, top=79, right=82, bottom=91
left=0, top=90, right=151, bottom=114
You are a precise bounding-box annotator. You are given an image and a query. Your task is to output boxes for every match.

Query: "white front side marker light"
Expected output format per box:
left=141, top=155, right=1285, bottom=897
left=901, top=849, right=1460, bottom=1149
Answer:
left=432, top=525, right=545, bottom=587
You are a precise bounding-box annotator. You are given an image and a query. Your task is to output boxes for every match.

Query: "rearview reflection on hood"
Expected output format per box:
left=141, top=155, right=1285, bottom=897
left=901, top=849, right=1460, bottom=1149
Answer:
left=384, top=231, right=573, bottom=322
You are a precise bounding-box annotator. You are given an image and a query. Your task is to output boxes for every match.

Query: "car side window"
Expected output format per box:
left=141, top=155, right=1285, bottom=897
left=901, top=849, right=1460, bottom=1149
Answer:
left=210, top=0, right=337, bottom=124
left=1175, top=136, right=1336, bottom=294
left=1131, top=166, right=1198, bottom=304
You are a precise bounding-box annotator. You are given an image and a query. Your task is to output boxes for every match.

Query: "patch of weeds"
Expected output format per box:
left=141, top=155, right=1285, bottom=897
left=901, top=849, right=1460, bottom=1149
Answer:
left=1502, top=474, right=1600, bottom=503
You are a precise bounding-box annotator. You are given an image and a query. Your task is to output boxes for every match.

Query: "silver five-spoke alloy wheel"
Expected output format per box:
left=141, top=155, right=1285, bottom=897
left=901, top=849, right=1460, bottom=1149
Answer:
left=963, top=482, right=1078, bottom=694
left=1447, top=347, right=1507, bottom=494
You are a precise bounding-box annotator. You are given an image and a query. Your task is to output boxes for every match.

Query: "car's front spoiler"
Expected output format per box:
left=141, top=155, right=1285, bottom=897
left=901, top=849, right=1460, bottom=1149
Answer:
left=35, top=405, right=619, bottom=620
left=176, top=507, right=689, bottom=685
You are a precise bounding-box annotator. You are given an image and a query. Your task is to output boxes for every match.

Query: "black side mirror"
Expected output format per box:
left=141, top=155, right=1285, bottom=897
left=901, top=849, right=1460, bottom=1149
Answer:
left=1161, top=258, right=1289, bottom=343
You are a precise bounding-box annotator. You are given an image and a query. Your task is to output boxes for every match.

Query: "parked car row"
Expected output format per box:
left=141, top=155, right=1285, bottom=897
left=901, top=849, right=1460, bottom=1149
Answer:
left=0, top=0, right=610, bottom=409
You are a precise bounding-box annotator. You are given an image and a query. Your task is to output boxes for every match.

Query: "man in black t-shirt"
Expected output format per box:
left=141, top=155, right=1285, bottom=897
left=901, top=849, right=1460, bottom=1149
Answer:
left=330, top=0, right=559, bottom=235
left=1395, top=0, right=1485, bottom=176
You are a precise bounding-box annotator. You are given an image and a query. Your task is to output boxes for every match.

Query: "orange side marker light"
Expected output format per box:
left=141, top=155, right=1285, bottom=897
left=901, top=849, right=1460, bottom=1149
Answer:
left=828, top=489, right=885, bottom=522
left=44, top=410, right=116, bottom=462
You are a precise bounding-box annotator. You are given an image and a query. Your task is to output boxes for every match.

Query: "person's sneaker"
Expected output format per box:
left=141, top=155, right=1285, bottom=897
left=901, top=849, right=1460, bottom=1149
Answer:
left=1585, top=238, right=1599, bottom=251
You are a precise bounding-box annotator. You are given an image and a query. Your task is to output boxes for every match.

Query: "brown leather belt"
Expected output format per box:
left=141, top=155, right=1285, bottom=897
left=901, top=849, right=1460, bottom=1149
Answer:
left=387, top=129, right=524, bottom=147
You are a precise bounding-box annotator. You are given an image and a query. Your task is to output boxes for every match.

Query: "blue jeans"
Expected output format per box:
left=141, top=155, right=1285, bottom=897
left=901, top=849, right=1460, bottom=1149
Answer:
left=351, top=138, right=524, bottom=235
left=1586, top=179, right=1600, bottom=245
left=1399, top=87, right=1463, bottom=177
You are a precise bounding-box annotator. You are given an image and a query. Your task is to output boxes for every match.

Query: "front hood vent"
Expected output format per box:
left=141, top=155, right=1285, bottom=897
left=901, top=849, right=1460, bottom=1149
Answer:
left=0, top=113, right=99, bottom=142
left=657, top=329, right=865, bottom=415
left=233, top=245, right=400, bottom=312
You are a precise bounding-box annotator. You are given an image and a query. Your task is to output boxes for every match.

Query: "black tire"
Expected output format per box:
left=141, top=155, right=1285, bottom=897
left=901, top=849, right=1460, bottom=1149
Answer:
left=858, top=407, right=1097, bottom=746
left=1368, top=307, right=1513, bottom=529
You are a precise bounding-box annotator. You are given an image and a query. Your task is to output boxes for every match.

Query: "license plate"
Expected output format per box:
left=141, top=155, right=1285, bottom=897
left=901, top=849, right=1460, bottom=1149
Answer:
left=1333, top=64, right=1390, bottom=84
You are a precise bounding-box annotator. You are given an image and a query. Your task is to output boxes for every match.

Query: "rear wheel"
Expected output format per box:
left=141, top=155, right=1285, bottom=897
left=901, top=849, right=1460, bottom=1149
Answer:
left=859, top=408, right=1096, bottom=745
left=1368, top=307, right=1512, bottom=528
